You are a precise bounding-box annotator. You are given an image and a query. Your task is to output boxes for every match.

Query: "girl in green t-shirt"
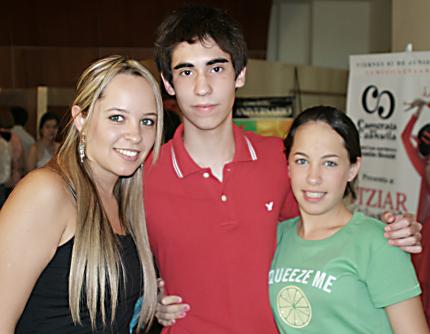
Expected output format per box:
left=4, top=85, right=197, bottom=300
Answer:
left=269, top=106, right=429, bottom=333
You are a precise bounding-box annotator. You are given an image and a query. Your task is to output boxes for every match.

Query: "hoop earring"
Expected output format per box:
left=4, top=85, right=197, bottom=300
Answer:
left=79, top=134, right=86, bottom=164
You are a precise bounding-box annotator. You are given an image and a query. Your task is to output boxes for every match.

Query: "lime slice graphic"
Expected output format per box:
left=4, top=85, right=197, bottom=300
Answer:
left=277, top=285, right=312, bottom=328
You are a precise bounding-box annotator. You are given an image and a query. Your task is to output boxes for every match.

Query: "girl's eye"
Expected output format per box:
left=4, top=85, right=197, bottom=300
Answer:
left=109, top=115, right=124, bottom=122
left=295, top=158, right=307, bottom=165
left=141, top=118, right=155, bottom=126
left=324, top=160, right=338, bottom=167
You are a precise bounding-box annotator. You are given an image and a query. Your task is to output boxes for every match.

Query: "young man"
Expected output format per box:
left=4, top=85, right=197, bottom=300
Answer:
left=144, top=5, right=422, bottom=333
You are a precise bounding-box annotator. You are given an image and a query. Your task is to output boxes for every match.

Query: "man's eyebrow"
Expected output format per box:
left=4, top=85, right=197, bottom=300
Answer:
left=173, top=58, right=230, bottom=70
left=173, top=63, right=194, bottom=70
left=207, top=58, right=229, bottom=66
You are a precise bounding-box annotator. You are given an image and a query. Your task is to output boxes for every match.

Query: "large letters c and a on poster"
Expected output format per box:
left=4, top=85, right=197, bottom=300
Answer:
left=347, top=51, right=430, bottom=223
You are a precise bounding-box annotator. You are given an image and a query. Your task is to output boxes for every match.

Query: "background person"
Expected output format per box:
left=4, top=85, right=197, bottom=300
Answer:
left=403, top=98, right=430, bottom=325
left=26, top=111, right=60, bottom=171
left=0, top=55, right=163, bottom=333
left=0, top=107, right=24, bottom=198
left=0, top=111, right=12, bottom=208
left=402, top=98, right=430, bottom=224
left=10, top=106, right=35, bottom=168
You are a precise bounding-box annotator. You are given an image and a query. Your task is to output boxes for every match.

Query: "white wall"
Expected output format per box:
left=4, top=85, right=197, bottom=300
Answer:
left=267, top=0, right=391, bottom=69
left=392, top=0, right=430, bottom=52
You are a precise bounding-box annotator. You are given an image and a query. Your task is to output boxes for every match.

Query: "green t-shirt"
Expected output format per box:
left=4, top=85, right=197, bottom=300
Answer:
left=269, top=212, right=421, bottom=333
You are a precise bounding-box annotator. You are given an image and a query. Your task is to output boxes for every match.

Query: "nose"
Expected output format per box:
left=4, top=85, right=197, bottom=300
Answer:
left=306, top=163, right=322, bottom=185
left=125, top=121, right=142, bottom=144
left=194, top=72, right=212, bottom=96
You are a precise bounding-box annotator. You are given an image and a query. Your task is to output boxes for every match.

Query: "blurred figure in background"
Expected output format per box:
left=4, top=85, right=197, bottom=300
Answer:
left=26, top=112, right=60, bottom=171
left=403, top=98, right=430, bottom=325
left=10, top=106, right=35, bottom=169
left=0, top=108, right=24, bottom=199
left=0, top=111, right=12, bottom=208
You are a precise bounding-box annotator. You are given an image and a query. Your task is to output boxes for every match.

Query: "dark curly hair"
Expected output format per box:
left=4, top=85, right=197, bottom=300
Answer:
left=154, top=4, right=248, bottom=86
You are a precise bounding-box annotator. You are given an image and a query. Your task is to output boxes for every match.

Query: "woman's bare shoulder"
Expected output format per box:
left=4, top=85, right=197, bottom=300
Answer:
left=17, top=167, right=69, bottom=199
left=1, top=168, right=75, bottom=236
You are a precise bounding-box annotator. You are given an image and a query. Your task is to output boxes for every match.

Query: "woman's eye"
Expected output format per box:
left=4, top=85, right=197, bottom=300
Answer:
left=109, top=115, right=124, bottom=122
left=324, top=160, right=338, bottom=167
left=141, top=118, right=155, bottom=126
left=295, top=158, right=307, bottom=165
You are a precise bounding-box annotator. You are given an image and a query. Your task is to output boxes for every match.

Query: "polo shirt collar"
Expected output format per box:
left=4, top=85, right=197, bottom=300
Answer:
left=170, top=124, right=258, bottom=178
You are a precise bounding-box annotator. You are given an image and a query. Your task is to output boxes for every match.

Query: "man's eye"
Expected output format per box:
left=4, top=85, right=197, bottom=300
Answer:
left=141, top=118, right=155, bottom=126
left=212, top=66, right=223, bottom=73
left=179, top=70, right=192, bottom=77
left=109, top=115, right=124, bottom=122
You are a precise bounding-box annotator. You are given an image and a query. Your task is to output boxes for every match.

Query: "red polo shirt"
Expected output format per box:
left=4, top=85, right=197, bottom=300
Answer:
left=144, top=124, right=298, bottom=334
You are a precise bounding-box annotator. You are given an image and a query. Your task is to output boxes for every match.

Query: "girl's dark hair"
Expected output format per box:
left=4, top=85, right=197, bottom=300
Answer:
left=418, top=123, right=430, bottom=157
left=39, top=111, right=59, bottom=134
left=284, top=105, right=362, bottom=199
left=154, top=5, right=248, bottom=86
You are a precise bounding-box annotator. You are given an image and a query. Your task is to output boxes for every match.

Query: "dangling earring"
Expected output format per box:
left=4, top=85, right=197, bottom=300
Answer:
left=79, top=134, right=86, bottom=164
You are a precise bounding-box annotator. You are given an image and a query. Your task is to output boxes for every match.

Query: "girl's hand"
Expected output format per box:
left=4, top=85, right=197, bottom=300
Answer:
left=155, top=279, right=190, bottom=327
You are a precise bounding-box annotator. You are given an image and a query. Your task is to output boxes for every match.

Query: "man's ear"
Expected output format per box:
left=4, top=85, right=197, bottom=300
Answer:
left=161, top=73, right=176, bottom=96
left=348, top=157, right=362, bottom=182
left=235, top=67, right=247, bottom=89
left=71, top=105, right=85, bottom=132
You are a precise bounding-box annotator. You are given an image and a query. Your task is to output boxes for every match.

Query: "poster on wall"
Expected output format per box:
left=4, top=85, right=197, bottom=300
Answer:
left=233, top=118, right=293, bottom=138
left=347, top=51, right=430, bottom=223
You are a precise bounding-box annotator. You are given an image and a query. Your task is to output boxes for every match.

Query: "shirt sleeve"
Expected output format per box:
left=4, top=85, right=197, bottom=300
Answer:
left=365, top=226, right=421, bottom=308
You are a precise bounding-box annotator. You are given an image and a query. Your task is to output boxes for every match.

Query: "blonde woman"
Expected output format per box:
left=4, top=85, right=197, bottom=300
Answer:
left=0, top=55, right=163, bottom=333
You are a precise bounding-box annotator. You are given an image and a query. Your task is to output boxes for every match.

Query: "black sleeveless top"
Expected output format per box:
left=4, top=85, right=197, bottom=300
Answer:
left=15, top=235, right=143, bottom=333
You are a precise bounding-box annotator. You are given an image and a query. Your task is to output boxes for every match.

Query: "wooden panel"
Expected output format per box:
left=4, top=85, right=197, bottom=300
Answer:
left=97, top=0, right=163, bottom=47
left=0, top=3, right=11, bottom=45
left=5, top=0, right=271, bottom=50
left=13, top=47, right=99, bottom=87
left=1, top=0, right=271, bottom=88
left=0, top=47, right=13, bottom=87
left=10, top=0, right=98, bottom=47
left=98, top=47, right=154, bottom=60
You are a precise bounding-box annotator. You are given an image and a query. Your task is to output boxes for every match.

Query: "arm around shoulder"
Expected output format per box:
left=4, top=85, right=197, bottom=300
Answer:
left=0, top=168, right=74, bottom=332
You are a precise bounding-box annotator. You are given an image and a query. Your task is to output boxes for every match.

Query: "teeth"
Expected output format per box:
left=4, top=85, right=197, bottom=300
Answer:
left=305, top=192, right=324, bottom=198
left=116, top=149, right=138, bottom=157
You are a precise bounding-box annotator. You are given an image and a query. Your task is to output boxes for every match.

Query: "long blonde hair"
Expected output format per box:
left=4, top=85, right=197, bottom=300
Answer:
left=51, top=55, right=163, bottom=330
